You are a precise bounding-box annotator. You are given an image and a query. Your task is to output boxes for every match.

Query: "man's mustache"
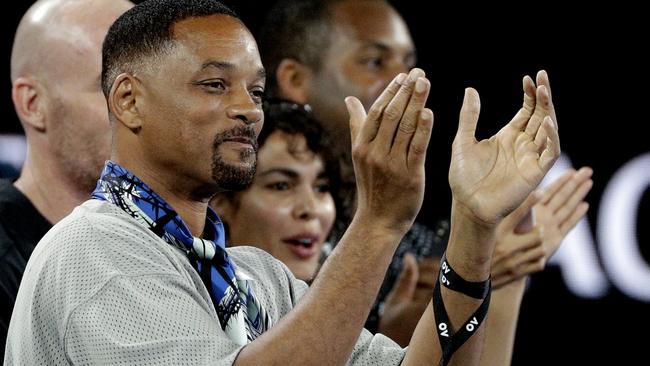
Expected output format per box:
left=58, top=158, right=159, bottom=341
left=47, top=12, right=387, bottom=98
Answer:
left=213, top=126, right=259, bottom=152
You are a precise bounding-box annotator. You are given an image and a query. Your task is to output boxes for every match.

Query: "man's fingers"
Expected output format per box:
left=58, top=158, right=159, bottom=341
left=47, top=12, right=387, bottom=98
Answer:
left=392, top=77, right=430, bottom=158
left=495, top=228, right=543, bottom=264
left=533, top=112, right=552, bottom=153
left=345, top=96, right=367, bottom=145
left=492, top=242, right=546, bottom=288
left=517, top=257, right=548, bottom=278
left=539, top=169, right=576, bottom=205
left=454, top=88, right=480, bottom=146
left=407, top=108, right=434, bottom=169
left=528, top=70, right=557, bottom=136
left=525, top=85, right=552, bottom=136
left=538, top=116, right=561, bottom=172
left=559, top=202, right=589, bottom=235
left=555, top=178, right=593, bottom=226
left=509, top=75, right=537, bottom=132
left=516, top=240, right=547, bottom=263
left=363, top=73, right=407, bottom=143
left=547, top=167, right=593, bottom=212
left=537, top=70, right=559, bottom=132
left=375, top=69, right=425, bottom=154
left=522, top=75, right=536, bottom=115
left=536, top=70, right=553, bottom=101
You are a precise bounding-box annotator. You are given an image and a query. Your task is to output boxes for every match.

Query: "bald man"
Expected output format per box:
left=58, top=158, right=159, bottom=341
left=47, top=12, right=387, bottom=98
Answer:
left=0, top=0, right=132, bottom=352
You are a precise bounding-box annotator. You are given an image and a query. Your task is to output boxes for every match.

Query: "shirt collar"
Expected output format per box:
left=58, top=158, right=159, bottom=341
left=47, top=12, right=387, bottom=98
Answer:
left=91, top=160, right=226, bottom=250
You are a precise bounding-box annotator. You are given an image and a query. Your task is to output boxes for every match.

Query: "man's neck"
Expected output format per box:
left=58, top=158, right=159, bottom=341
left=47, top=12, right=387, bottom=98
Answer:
left=119, top=161, right=209, bottom=237
left=14, top=155, right=89, bottom=224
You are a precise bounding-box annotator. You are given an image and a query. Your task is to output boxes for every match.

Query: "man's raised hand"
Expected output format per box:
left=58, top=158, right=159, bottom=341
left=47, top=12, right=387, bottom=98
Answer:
left=345, top=68, right=433, bottom=234
left=448, top=71, right=561, bottom=227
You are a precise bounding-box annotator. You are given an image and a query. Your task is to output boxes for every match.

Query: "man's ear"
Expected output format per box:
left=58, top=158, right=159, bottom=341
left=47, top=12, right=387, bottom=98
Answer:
left=275, top=58, right=313, bottom=104
left=108, top=73, right=143, bottom=132
left=12, top=77, right=46, bottom=132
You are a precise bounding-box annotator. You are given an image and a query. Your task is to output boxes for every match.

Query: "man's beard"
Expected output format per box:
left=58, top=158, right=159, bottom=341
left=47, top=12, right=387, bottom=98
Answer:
left=211, top=126, right=259, bottom=192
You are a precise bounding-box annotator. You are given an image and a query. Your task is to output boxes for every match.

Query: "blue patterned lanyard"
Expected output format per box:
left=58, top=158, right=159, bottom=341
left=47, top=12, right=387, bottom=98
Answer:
left=92, top=161, right=268, bottom=344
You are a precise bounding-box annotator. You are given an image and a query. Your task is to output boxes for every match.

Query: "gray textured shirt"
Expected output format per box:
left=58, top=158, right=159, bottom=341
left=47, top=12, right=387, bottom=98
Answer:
left=4, top=200, right=404, bottom=365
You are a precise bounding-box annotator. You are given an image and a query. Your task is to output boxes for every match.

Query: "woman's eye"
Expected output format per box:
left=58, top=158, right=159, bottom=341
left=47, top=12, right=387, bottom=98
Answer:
left=315, top=182, right=331, bottom=193
left=268, top=182, right=290, bottom=191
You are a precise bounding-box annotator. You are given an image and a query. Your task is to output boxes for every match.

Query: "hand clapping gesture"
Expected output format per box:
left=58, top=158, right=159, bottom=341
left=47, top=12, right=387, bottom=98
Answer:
left=449, top=71, right=561, bottom=227
left=492, top=166, right=593, bottom=287
left=345, top=68, right=433, bottom=234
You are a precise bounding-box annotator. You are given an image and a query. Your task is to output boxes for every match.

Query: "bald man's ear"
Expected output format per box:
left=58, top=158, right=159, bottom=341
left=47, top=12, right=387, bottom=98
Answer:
left=108, top=73, right=142, bottom=132
left=275, top=58, right=313, bottom=104
left=12, top=77, right=46, bottom=132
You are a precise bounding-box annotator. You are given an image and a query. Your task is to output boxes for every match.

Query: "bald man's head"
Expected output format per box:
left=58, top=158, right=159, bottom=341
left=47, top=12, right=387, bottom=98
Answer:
left=12, top=0, right=130, bottom=82
left=10, top=0, right=132, bottom=194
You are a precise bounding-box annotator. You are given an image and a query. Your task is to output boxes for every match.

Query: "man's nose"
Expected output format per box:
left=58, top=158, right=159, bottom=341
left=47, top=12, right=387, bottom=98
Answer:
left=226, top=91, right=263, bottom=125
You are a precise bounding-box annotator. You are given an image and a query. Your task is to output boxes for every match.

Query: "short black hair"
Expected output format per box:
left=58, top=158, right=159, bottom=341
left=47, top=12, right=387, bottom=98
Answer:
left=220, top=99, right=351, bottom=242
left=101, top=0, right=238, bottom=98
left=259, top=0, right=341, bottom=97
left=258, top=100, right=332, bottom=164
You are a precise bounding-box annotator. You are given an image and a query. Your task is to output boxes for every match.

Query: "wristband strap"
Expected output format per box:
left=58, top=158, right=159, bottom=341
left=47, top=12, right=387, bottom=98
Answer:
left=432, top=252, right=491, bottom=366
left=439, top=252, right=490, bottom=299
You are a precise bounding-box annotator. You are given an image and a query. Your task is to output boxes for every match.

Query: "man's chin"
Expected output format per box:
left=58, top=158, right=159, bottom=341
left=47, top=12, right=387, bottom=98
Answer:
left=211, top=162, right=256, bottom=192
left=218, top=150, right=256, bottom=166
left=221, top=159, right=256, bottom=173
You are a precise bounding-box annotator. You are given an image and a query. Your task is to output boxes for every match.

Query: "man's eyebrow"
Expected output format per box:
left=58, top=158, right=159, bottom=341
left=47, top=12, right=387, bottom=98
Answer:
left=360, top=42, right=417, bottom=58
left=359, top=42, right=391, bottom=52
left=201, top=60, right=235, bottom=70
left=256, top=67, right=266, bottom=80
left=200, top=61, right=265, bottom=80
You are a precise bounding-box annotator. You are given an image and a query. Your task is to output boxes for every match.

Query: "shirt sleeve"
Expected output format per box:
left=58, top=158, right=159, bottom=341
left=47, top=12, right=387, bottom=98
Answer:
left=278, top=258, right=406, bottom=366
left=64, top=273, right=243, bottom=366
left=347, top=329, right=406, bottom=365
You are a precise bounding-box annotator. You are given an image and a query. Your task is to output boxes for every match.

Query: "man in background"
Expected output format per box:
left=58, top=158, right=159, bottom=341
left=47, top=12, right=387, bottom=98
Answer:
left=0, top=0, right=132, bottom=352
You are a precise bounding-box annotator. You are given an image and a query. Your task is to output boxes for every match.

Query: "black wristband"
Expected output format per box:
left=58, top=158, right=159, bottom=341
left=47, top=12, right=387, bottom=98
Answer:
left=431, top=251, right=492, bottom=366
left=439, top=252, right=490, bottom=299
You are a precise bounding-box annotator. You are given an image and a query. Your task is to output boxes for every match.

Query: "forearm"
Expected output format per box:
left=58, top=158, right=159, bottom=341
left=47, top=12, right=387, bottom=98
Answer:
left=403, top=200, right=496, bottom=365
left=235, top=214, right=404, bottom=365
left=480, top=277, right=526, bottom=366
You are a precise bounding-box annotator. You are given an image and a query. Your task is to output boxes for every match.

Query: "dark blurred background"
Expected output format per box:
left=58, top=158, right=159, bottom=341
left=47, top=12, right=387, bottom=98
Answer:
left=2, top=1, right=648, bottom=363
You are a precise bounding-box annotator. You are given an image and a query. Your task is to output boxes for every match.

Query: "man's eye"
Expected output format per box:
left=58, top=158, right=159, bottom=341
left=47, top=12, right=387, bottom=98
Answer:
left=250, top=89, right=265, bottom=103
left=361, top=57, right=383, bottom=70
left=202, top=80, right=226, bottom=91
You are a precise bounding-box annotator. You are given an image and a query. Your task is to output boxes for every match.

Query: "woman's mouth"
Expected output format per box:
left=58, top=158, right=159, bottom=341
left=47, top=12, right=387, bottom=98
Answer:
left=282, top=235, right=320, bottom=259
